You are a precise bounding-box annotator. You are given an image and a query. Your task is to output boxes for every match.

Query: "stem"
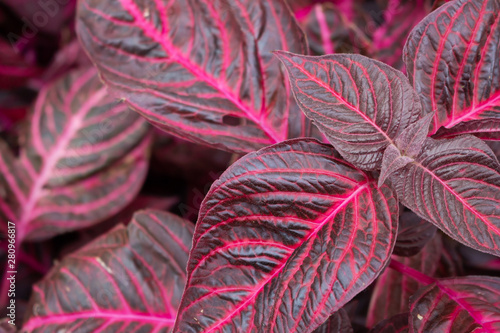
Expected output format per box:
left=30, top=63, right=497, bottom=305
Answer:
left=389, top=258, right=437, bottom=285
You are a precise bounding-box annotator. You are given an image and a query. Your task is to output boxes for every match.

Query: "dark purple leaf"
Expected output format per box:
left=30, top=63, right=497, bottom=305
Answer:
left=369, top=313, right=409, bottom=333
left=276, top=52, right=422, bottom=170
left=367, top=234, right=442, bottom=327
left=302, top=3, right=372, bottom=56
left=404, top=0, right=500, bottom=134
left=409, top=276, right=500, bottom=332
left=22, top=210, right=194, bottom=332
left=0, top=68, right=151, bottom=242
left=434, top=119, right=500, bottom=141
left=387, top=135, right=500, bottom=257
left=393, top=211, right=437, bottom=257
left=174, top=138, right=398, bottom=333
left=0, top=39, right=41, bottom=89
left=378, top=145, right=413, bottom=187
left=76, top=0, right=311, bottom=153
left=313, top=308, right=353, bottom=333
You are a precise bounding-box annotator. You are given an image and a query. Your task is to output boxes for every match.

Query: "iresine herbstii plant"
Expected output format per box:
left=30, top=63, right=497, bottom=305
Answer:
left=3, top=0, right=500, bottom=331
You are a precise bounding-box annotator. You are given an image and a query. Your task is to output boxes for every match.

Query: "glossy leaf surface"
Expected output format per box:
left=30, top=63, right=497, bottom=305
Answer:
left=404, top=0, right=500, bottom=134
left=277, top=52, right=422, bottom=170
left=387, top=136, right=500, bottom=256
left=76, top=0, right=310, bottom=153
left=22, top=210, right=194, bottom=333
left=0, top=68, right=151, bottom=241
left=409, top=276, right=500, bottom=332
left=174, top=139, right=398, bottom=332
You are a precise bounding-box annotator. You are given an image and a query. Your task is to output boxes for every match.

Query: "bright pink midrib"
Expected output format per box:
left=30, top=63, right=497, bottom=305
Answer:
left=315, top=5, right=334, bottom=54
left=417, top=161, right=500, bottom=236
left=445, top=92, right=500, bottom=129
left=22, top=311, right=175, bottom=330
left=17, top=85, right=108, bottom=241
left=117, top=0, right=282, bottom=143
left=197, top=183, right=369, bottom=333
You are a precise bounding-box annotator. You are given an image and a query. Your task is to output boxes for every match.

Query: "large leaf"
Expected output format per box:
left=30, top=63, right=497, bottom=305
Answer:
left=276, top=52, right=422, bottom=170
left=367, top=234, right=442, bottom=327
left=0, top=68, right=151, bottom=242
left=174, top=138, right=398, bottom=333
left=409, top=276, right=500, bottom=332
left=76, top=0, right=310, bottom=153
left=404, top=0, right=500, bottom=134
left=22, top=210, right=194, bottom=332
left=386, top=135, right=500, bottom=257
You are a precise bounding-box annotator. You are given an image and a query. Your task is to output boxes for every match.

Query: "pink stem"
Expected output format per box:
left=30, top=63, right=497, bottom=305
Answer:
left=389, top=258, right=436, bottom=285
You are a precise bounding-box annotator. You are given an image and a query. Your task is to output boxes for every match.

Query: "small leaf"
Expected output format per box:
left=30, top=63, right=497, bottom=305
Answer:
left=22, top=210, right=194, bottom=332
left=276, top=52, right=422, bottom=170
left=174, top=138, right=398, bottom=333
left=379, top=144, right=413, bottom=187
left=404, top=0, right=500, bottom=134
left=369, top=313, right=409, bottom=333
left=409, top=276, right=500, bottom=332
left=76, top=0, right=311, bottom=153
left=388, top=135, right=500, bottom=256
left=394, top=112, right=434, bottom=158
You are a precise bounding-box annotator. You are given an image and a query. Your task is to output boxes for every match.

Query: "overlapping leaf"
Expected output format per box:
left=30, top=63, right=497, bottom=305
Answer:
left=174, top=138, right=398, bottom=333
left=393, top=211, right=437, bottom=257
left=0, top=68, right=151, bottom=241
left=409, top=276, right=500, bottom=332
left=313, top=309, right=353, bottom=333
left=369, top=313, right=409, bottom=333
left=404, top=0, right=500, bottom=134
left=76, top=0, right=311, bottom=153
left=367, top=234, right=442, bottom=326
left=22, top=210, right=194, bottom=333
left=277, top=52, right=422, bottom=170
left=387, top=135, right=500, bottom=256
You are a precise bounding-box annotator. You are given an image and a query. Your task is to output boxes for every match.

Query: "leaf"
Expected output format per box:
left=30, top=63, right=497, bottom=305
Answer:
left=174, top=138, right=398, bottom=333
left=434, top=119, right=500, bottom=141
left=409, top=276, right=500, bottom=332
left=76, top=0, right=311, bottom=153
left=276, top=52, right=422, bottom=170
left=0, top=38, right=41, bottom=89
left=22, top=210, right=194, bottom=332
left=387, top=135, right=500, bottom=257
left=302, top=3, right=371, bottom=56
left=367, top=234, right=442, bottom=327
left=404, top=0, right=500, bottom=134
left=368, top=313, right=409, bottom=333
left=313, top=308, right=353, bottom=333
left=0, top=68, right=151, bottom=242
left=393, top=211, right=437, bottom=257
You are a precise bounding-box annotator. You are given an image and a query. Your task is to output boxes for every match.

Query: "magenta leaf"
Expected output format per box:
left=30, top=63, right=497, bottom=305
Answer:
left=368, top=313, right=409, bottom=333
left=276, top=52, right=422, bottom=170
left=367, top=235, right=442, bottom=327
left=387, top=135, right=500, bottom=257
left=0, top=68, right=151, bottom=242
left=22, top=210, right=194, bottom=332
left=409, top=276, right=500, bottom=332
left=404, top=0, right=500, bottom=135
left=174, top=138, right=398, bottom=333
left=313, top=308, right=353, bottom=333
left=393, top=211, right=437, bottom=257
left=302, top=3, right=371, bottom=56
left=76, top=0, right=311, bottom=153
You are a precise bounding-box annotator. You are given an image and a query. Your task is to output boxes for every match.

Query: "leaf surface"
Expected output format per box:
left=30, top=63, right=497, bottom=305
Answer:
left=76, top=0, right=310, bottom=153
left=387, top=136, right=500, bottom=256
left=174, top=138, right=398, bottom=332
left=404, top=0, right=500, bottom=134
left=409, top=276, right=500, bottom=332
left=313, top=308, right=353, bottom=333
left=276, top=52, right=422, bottom=170
left=393, top=211, right=437, bottom=257
left=368, top=313, right=409, bottom=333
left=22, top=210, right=194, bottom=333
left=0, top=68, right=151, bottom=241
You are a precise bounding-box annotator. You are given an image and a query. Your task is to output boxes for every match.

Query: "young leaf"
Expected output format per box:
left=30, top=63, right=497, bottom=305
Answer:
left=369, top=313, right=409, bottom=333
left=76, top=0, right=310, bottom=153
left=393, top=211, right=437, bottom=257
left=22, top=210, right=194, bottom=332
left=409, top=276, right=500, bottom=332
left=174, top=138, right=398, bottom=333
left=313, top=308, right=353, bottom=333
left=0, top=68, right=151, bottom=241
left=367, top=234, right=442, bottom=327
left=276, top=52, right=422, bottom=170
left=387, top=135, right=500, bottom=257
left=404, top=0, right=500, bottom=134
